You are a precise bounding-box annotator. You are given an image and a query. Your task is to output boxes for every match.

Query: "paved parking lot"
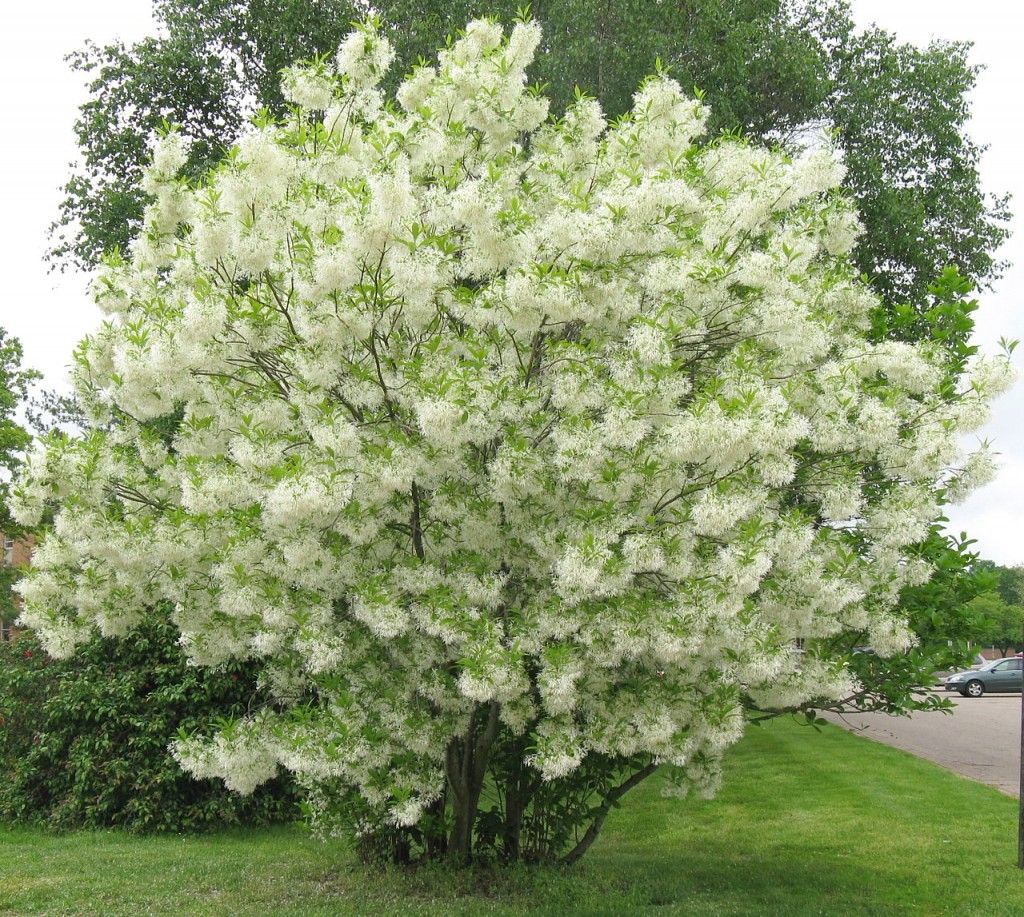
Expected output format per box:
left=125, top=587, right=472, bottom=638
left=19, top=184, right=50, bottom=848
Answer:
left=824, top=692, right=1022, bottom=796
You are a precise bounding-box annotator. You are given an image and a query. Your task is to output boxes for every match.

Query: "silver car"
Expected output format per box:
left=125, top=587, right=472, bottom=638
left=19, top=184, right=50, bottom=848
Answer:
left=943, top=656, right=1023, bottom=697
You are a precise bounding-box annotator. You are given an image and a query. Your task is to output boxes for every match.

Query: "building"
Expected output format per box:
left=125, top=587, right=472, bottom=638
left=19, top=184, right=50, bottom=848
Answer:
left=1, top=531, right=33, bottom=642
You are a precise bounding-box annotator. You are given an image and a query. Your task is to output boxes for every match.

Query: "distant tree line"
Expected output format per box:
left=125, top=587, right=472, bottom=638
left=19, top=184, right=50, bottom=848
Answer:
left=969, top=562, right=1024, bottom=656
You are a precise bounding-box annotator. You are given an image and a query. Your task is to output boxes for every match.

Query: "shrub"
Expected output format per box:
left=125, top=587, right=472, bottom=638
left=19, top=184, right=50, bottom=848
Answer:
left=0, top=612, right=296, bottom=832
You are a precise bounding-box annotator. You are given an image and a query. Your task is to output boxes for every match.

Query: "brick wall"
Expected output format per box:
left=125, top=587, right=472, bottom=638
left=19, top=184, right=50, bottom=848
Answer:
left=979, top=647, right=1021, bottom=661
left=1, top=531, right=33, bottom=642
left=3, top=533, right=32, bottom=568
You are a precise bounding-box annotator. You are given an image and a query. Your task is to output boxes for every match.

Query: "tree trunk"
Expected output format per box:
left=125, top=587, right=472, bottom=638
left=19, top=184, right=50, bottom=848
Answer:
left=445, top=701, right=500, bottom=863
left=502, top=781, right=525, bottom=861
left=448, top=775, right=474, bottom=862
left=424, top=792, right=447, bottom=861
left=501, top=757, right=535, bottom=861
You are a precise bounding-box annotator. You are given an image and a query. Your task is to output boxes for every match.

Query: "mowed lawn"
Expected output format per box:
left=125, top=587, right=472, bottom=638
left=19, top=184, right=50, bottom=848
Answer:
left=3, top=718, right=1023, bottom=916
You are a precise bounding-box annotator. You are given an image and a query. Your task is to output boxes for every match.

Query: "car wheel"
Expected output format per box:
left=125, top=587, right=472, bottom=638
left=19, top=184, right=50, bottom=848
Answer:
left=965, top=680, right=984, bottom=698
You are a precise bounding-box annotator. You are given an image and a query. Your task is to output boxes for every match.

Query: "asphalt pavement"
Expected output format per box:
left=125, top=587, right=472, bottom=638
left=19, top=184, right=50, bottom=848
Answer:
left=823, top=691, right=1022, bottom=797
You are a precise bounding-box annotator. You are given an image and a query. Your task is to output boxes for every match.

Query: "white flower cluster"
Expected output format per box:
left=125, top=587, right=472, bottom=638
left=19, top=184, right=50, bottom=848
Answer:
left=13, top=18, right=1010, bottom=828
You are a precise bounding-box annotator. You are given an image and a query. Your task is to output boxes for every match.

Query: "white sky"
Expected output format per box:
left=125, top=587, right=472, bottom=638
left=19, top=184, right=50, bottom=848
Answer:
left=0, top=1, right=1022, bottom=563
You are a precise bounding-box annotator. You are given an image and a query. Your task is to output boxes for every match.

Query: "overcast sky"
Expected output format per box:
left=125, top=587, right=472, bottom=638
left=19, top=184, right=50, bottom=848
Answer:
left=0, top=1, right=1021, bottom=563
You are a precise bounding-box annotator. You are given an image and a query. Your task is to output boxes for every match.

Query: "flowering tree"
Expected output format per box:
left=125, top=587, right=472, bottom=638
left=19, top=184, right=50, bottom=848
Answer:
left=13, top=18, right=1011, bottom=863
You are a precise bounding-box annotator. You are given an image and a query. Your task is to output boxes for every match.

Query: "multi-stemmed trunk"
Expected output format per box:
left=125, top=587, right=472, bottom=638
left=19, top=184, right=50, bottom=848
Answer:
left=445, top=701, right=501, bottom=863
left=441, top=714, right=658, bottom=864
left=376, top=701, right=660, bottom=866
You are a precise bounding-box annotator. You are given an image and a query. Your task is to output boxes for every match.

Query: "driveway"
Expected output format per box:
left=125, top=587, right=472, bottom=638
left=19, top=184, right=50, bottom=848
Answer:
left=823, top=692, right=1022, bottom=796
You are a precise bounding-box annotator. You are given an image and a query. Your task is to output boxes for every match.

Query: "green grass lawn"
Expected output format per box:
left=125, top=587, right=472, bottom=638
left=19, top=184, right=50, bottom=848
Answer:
left=3, top=718, right=1022, bottom=916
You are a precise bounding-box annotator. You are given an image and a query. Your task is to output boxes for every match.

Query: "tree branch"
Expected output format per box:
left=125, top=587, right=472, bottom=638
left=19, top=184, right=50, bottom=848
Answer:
left=561, top=762, right=659, bottom=865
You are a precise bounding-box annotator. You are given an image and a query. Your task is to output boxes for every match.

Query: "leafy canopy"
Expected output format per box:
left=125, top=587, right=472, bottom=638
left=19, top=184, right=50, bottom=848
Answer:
left=42, top=3, right=1008, bottom=710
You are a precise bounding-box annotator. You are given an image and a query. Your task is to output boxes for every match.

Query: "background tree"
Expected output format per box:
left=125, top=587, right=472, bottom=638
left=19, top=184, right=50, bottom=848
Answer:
left=377, top=0, right=833, bottom=139
left=968, top=562, right=1024, bottom=656
left=49, top=1, right=1009, bottom=332
left=25, top=389, right=89, bottom=436
left=47, top=0, right=364, bottom=271
left=968, top=592, right=1024, bottom=657
left=820, top=15, right=1011, bottom=323
left=981, top=560, right=1024, bottom=608
left=0, top=328, right=38, bottom=631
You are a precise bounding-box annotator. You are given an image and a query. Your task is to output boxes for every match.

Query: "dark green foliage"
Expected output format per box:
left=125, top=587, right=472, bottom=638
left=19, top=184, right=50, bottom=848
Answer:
left=968, top=561, right=1024, bottom=655
left=978, top=559, right=1024, bottom=607
left=48, top=0, right=363, bottom=271
left=967, top=591, right=1024, bottom=656
left=822, top=17, right=1011, bottom=310
left=900, top=526, right=996, bottom=648
left=377, top=0, right=832, bottom=138
left=0, top=615, right=297, bottom=832
left=0, top=565, right=19, bottom=637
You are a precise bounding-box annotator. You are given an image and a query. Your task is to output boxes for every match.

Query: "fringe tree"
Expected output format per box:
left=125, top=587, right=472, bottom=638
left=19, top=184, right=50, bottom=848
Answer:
left=13, top=18, right=1011, bottom=863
